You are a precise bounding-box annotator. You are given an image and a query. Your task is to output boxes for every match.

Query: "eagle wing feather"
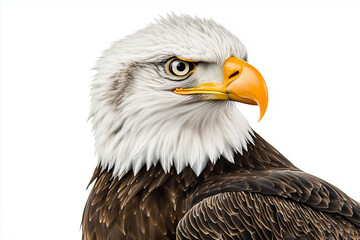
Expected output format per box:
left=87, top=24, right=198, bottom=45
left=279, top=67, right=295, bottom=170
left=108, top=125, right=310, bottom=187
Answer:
left=177, top=191, right=360, bottom=240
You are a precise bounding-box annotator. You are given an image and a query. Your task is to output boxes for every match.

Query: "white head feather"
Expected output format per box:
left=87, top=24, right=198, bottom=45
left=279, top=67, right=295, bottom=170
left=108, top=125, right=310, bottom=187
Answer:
left=90, top=14, right=253, bottom=179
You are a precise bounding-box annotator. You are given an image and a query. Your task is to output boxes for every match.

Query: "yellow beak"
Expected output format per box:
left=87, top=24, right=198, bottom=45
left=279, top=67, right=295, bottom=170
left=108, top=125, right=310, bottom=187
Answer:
left=174, top=57, right=268, bottom=121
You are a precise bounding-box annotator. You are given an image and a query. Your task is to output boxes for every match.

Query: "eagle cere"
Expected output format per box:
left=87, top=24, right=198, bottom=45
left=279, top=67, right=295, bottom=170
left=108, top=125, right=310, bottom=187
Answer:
left=82, top=15, right=360, bottom=239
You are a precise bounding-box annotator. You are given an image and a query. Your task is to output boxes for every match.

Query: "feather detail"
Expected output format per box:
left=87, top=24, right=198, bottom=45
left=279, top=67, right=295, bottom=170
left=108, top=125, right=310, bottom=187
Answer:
left=82, top=132, right=360, bottom=239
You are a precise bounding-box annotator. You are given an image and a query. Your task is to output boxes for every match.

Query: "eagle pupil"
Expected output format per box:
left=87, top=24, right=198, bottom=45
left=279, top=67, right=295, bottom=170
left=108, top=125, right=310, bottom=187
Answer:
left=176, top=62, right=186, bottom=72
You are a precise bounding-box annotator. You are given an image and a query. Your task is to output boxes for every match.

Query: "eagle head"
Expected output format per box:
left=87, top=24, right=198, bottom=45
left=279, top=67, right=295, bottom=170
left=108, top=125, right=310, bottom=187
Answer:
left=90, top=14, right=268, bottom=178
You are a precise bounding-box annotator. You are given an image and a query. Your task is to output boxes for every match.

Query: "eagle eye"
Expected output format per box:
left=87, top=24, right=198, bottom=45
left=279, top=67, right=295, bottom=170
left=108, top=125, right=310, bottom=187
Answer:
left=166, top=58, right=196, bottom=78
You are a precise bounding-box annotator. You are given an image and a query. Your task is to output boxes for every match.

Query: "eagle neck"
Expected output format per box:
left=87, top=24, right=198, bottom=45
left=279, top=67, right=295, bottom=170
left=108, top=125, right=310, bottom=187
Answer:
left=83, top=132, right=297, bottom=238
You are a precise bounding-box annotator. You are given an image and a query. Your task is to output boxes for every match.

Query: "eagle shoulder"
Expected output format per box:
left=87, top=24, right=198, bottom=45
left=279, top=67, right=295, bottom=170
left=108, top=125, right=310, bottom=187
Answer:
left=185, top=169, right=360, bottom=229
left=177, top=191, right=360, bottom=240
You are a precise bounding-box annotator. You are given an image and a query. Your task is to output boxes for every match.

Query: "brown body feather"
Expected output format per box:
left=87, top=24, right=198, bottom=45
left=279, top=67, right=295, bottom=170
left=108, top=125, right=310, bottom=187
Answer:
left=81, top=133, right=360, bottom=239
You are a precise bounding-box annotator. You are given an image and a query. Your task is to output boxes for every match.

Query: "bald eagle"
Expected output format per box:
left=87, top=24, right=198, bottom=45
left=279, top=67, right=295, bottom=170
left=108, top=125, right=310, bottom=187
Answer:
left=81, top=15, right=360, bottom=240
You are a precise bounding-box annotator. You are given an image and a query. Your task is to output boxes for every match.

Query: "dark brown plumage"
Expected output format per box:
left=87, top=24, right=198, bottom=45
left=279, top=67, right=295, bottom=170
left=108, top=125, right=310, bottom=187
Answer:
left=81, top=133, right=360, bottom=239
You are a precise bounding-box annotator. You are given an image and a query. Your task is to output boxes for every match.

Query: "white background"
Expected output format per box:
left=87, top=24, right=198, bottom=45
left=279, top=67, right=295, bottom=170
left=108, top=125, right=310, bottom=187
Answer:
left=1, top=0, right=360, bottom=239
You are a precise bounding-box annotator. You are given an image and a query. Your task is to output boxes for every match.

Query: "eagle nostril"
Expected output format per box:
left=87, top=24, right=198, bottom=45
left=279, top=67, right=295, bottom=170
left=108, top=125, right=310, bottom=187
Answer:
left=229, top=71, right=240, bottom=79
